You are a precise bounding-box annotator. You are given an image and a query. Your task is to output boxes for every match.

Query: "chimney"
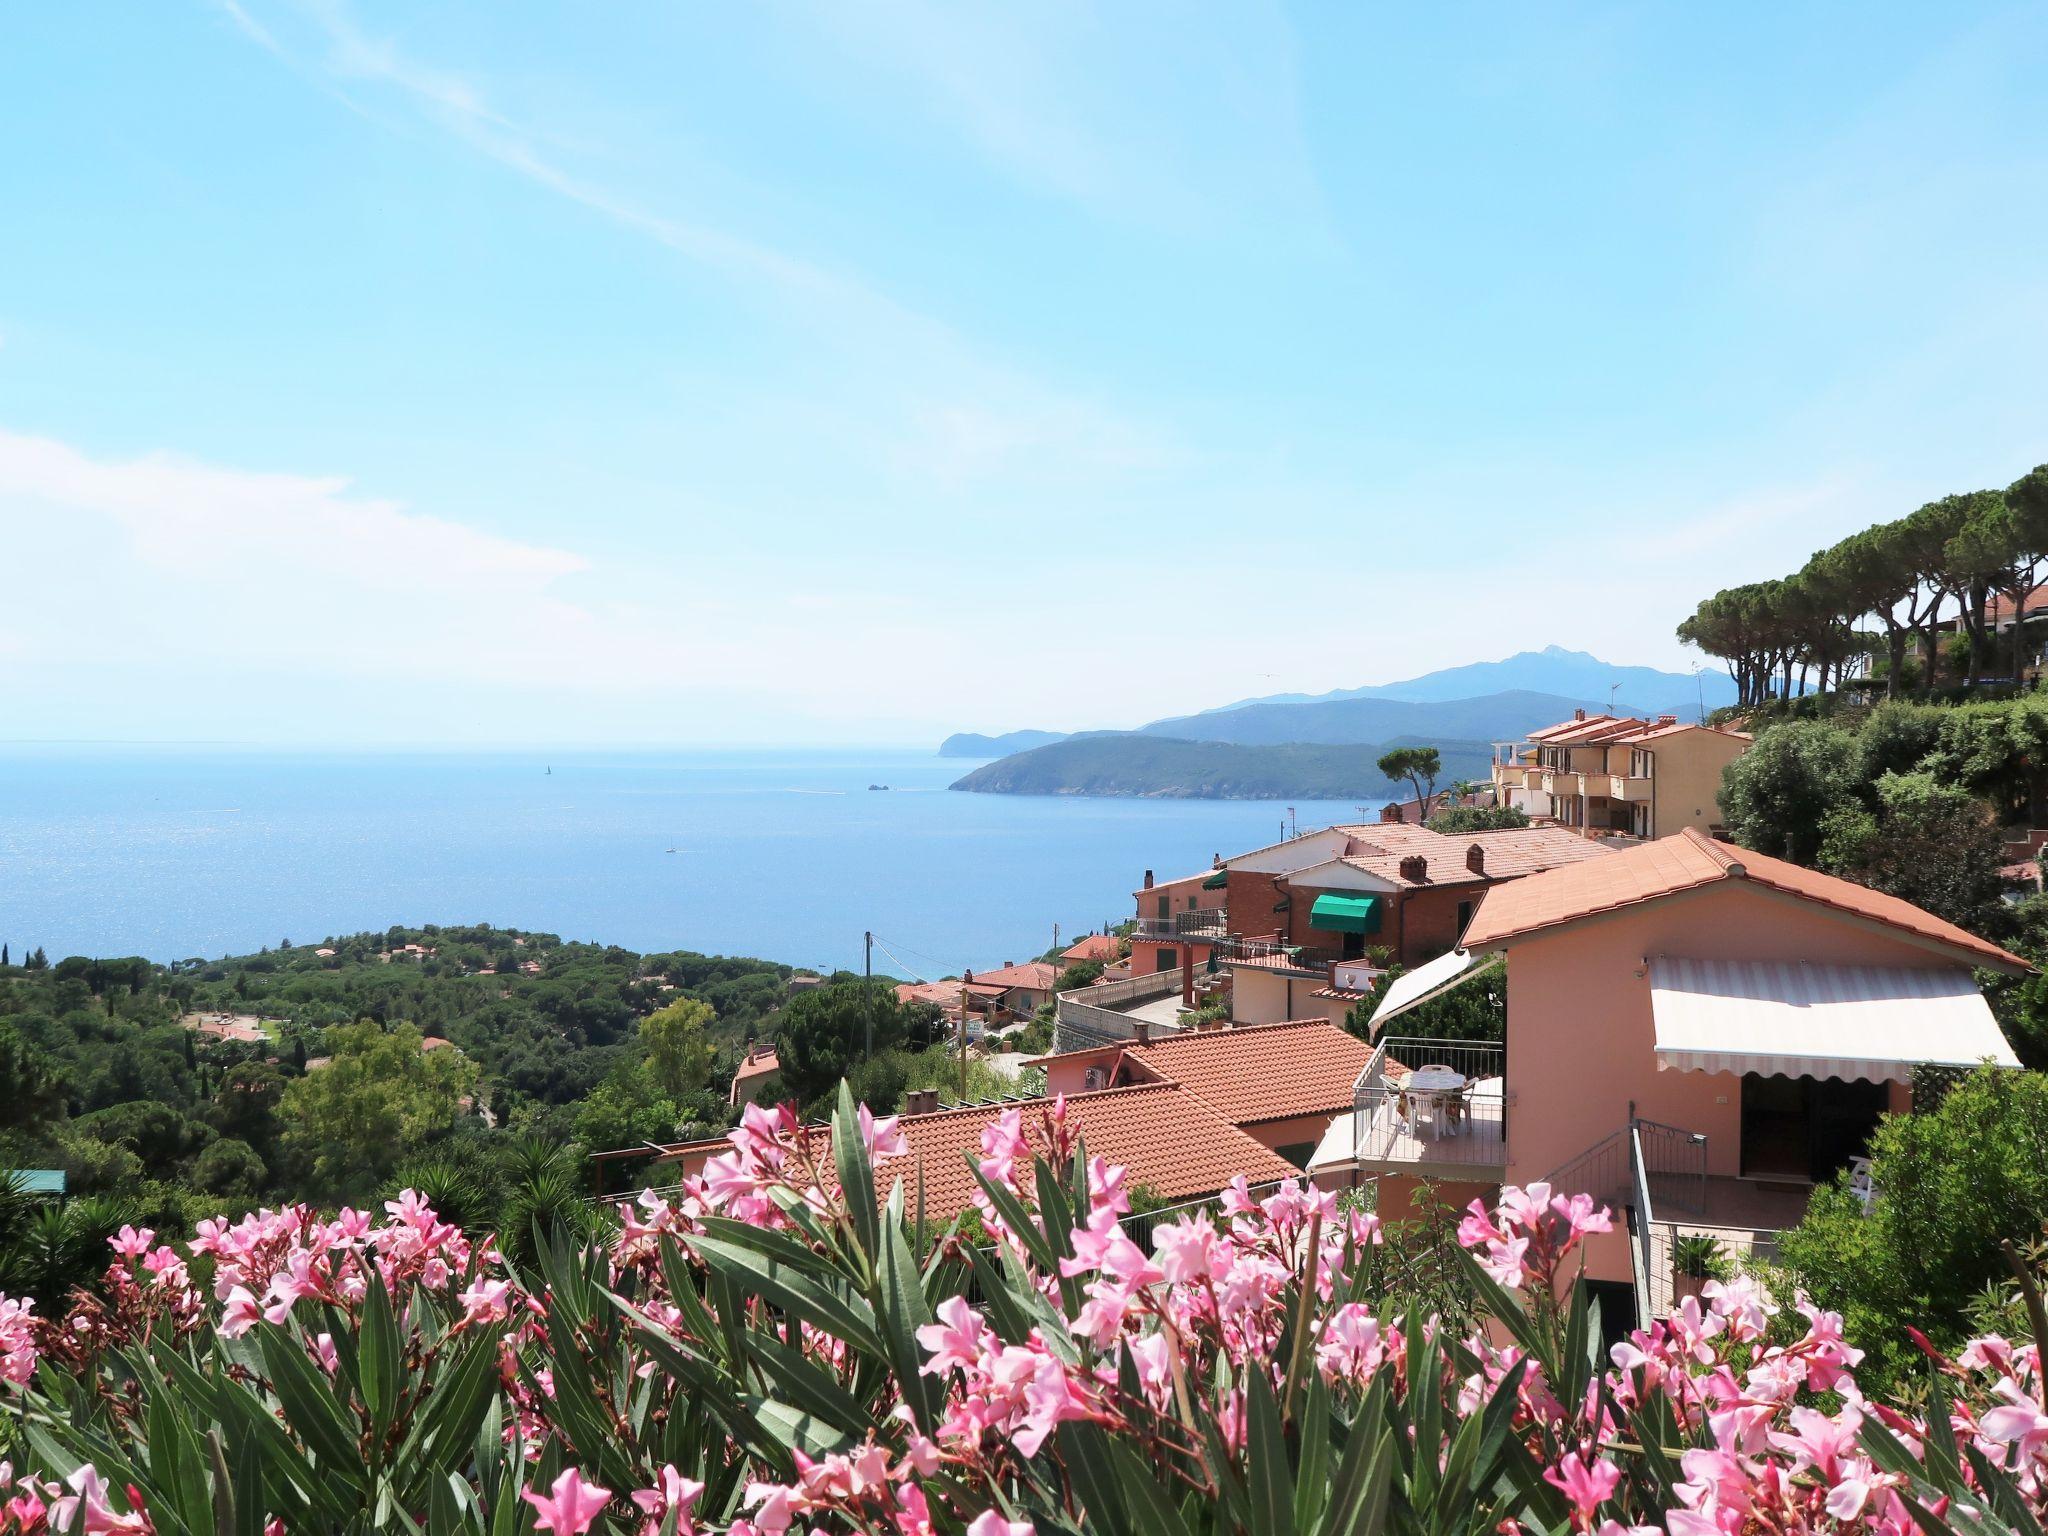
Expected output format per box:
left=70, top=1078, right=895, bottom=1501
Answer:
left=1380, top=802, right=1402, bottom=824
left=1004, top=960, right=1015, bottom=970
left=1143, top=869, right=1154, bottom=889
left=905, top=1088, right=940, bottom=1115
left=1573, top=708, right=1586, bottom=721
left=1466, top=843, right=1485, bottom=874
left=1134, top=1021, right=1150, bottom=1045
left=1399, top=854, right=1428, bottom=883
left=1658, top=713, right=1678, bottom=726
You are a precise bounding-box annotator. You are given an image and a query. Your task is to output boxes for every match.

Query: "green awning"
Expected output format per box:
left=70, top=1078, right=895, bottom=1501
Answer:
left=1308, top=893, right=1381, bottom=935
left=1201, top=870, right=1228, bottom=890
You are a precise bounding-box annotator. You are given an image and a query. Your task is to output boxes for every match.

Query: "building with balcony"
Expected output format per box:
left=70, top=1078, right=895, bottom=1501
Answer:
left=1491, top=709, right=1751, bottom=841
left=1127, top=865, right=1228, bottom=979
left=1309, top=827, right=2027, bottom=1328
left=1215, top=819, right=1612, bottom=1025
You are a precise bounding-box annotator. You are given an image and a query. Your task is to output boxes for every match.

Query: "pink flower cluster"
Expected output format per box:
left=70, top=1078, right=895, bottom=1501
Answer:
left=12, top=1084, right=2048, bottom=1536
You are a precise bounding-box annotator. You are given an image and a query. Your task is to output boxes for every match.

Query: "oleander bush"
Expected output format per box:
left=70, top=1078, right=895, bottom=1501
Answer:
left=0, top=1085, right=2041, bottom=1535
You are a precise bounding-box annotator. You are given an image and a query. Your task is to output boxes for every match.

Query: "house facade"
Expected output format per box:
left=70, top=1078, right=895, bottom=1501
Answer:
left=1492, top=710, right=1751, bottom=841
left=1125, top=866, right=1227, bottom=980
left=1213, top=820, right=1611, bottom=1027
left=1309, top=828, right=2026, bottom=1322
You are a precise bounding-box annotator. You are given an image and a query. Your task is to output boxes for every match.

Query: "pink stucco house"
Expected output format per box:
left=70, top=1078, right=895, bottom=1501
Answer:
left=1309, top=827, right=2026, bottom=1325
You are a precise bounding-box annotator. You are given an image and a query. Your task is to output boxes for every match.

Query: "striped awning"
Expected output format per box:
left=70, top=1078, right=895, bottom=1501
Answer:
left=1648, top=957, right=2021, bottom=1084
left=1367, top=947, right=1499, bottom=1033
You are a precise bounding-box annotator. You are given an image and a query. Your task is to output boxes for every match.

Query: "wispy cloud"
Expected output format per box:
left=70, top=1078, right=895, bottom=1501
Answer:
left=213, top=1, right=1183, bottom=493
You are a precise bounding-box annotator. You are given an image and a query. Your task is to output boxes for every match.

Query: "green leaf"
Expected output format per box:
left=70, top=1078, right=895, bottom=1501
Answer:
left=1245, top=1365, right=1297, bottom=1536
left=872, top=1183, right=937, bottom=1430
left=1057, top=1421, right=1133, bottom=1536
left=256, top=1324, right=367, bottom=1484
left=746, top=1397, right=855, bottom=1459
left=689, top=1232, right=885, bottom=1355
left=831, top=1081, right=881, bottom=1263
left=359, top=1268, right=403, bottom=1436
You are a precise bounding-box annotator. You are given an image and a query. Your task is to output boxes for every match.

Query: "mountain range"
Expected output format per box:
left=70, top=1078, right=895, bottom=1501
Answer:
left=938, top=648, right=1732, bottom=758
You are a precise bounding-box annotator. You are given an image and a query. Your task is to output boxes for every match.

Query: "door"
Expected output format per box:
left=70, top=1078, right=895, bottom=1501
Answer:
left=1742, top=1074, right=1890, bottom=1181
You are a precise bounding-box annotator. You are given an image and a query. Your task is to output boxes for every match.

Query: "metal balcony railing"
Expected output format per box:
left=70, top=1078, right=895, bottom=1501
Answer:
left=1131, top=910, right=1227, bottom=941
left=1348, top=1037, right=1507, bottom=1169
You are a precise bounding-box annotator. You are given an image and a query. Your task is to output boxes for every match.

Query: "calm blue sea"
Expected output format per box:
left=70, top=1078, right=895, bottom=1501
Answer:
left=0, top=749, right=1368, bottom=974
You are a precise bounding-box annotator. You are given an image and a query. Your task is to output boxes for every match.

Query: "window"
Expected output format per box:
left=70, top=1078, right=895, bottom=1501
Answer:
left=1156, top=947, right=1178, bottom=973
left=1156, top=895, right=1169, bottom=919
left=1631, top=749, right=1655, bottom=779
left=1457, top=900, right=1473, bottom=934
left=1083, top=1066, right=1108, bottom=1091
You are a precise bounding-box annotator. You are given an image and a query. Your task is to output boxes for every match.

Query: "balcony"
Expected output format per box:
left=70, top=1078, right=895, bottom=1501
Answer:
left=1609, top=774, right=1652, bottom=803
left=1343, top=1037, right=1507, bottom=1176
left=1218, top=935, right=1343, bottom=976
left=1131, top=910, right=1227, bottom=942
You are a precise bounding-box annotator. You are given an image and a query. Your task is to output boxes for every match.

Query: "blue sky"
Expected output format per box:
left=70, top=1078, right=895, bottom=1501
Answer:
left=2, top=2, right=2044, bottom=746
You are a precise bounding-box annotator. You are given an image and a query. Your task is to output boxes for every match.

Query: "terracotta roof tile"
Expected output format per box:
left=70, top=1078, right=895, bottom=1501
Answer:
left=1463, top=827, right=2028, bottom=971
left=1059, top=935, right=1122, bottom=964
left=1115, top=1020, right=1377, bottom=1124
left=658, top=1085, right=1299, bottom=1222
left=969, top=962, right=1059, bottom=990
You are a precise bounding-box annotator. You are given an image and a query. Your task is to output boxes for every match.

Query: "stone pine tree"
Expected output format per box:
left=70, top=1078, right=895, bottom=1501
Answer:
left=1376, top=745, right=1441, bottom=816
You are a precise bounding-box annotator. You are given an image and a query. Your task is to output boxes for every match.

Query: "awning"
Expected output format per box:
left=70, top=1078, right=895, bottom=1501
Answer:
left=1648, top=957, right=2022, bottom=1084
left=1202, top=870, right=1228, bottom=890
left=1308, top=893, right=1381, bottom=935
left=1368, top=948, right=1500, bottom=1034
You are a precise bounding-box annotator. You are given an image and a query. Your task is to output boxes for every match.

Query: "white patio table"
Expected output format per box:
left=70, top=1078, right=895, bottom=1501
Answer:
left=1405, top=1066, right=1467, bottom=1138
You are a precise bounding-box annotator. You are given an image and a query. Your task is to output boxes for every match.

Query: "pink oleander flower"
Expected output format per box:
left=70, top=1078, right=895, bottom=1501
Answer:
left=108, top=1226, right=154, bottom=1260
left=916, top=1296, right=988, bottom=1375
left=0, top=1295, right=39, bottom=1385
left=858, top=1102, right=908, bottom=1161
left=1152, top=1213, right=1218, bottom=1284
left=522, top=1468, right=611, bottom=1535
left=629, top=1465, right=704, bottom=1536
left=50, top=1463, right=150, bottom=1534
left=964, top=1512, right=1035, bottom=1536
left=459, top=1278, right=513, bottom=1327
left=218, top=1286, right=264, bottom=1339
left=1544, top=1450, right=1621, bottom=1521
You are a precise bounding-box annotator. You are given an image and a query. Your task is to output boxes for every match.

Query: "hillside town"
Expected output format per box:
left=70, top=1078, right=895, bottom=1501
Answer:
left=602, top=702, right=2038, bottom=1345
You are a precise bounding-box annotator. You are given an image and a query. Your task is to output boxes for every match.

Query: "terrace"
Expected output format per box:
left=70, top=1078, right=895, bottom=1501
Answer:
left=1330, top=1036, right=1508, bottom=1178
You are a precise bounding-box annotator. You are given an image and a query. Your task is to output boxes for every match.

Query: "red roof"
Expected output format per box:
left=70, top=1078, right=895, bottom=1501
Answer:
left=1115, top=1020, right=1377, bottom=1125
left=1303, top=822, right=1612, bottom=888
left=969, top=962, right=1058, bottom=991
left=894, top=980, right=964, bottom=1012
left=1462, top=827, right=2028, bottom=972
left=657, top=1085, right=1298, bottom=1222
left=733, top=1045, right=780, bottom=1081
left=1059, top=934, right=1122, bottom=965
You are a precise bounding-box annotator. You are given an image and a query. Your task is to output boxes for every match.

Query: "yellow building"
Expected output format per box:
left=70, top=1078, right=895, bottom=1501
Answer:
left=1490, top=710, right=1751, bottom=841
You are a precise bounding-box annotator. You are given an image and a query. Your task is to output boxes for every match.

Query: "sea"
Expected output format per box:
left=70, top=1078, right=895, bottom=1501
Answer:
left=0, top=748, right=1374, bottom=976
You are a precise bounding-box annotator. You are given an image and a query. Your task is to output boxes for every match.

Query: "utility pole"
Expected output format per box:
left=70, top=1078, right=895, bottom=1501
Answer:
left=863, top=931, right=873, bottom=1058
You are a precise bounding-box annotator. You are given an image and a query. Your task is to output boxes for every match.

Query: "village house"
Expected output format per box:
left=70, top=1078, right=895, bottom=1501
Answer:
left=959, top=961, right=1058, bottom=1027
left=1125, top=866, right=1227, bottom=980
left=1056, top=932, right=1122, bottom=970
left=1212, top=819, right=1611, bottom=1027
left=1490, top=709, right=1752, bottom=841
left=728, top=1043, right=781, bottom=1108
left=893, top=979, right=966, bottom=1022
left=1032, top=1018, right=1378, bottom=1168
left=1308, top=827, right=2025, bottom=1327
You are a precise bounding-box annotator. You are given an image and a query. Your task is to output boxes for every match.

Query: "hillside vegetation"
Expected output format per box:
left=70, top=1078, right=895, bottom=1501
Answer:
left=949, top=734, right=1493, bottom=798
